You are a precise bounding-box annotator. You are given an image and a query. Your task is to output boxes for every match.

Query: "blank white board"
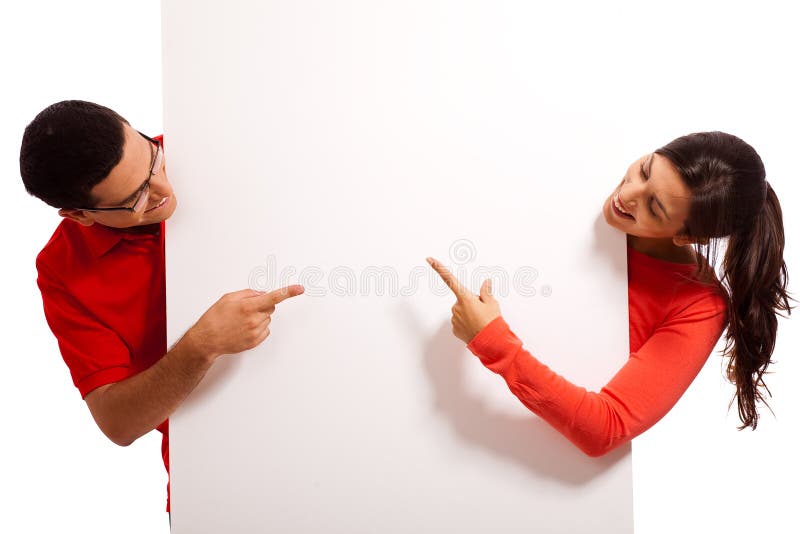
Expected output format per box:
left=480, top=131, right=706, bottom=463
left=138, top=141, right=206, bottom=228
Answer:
left=163, top=1, right=633, bottom=532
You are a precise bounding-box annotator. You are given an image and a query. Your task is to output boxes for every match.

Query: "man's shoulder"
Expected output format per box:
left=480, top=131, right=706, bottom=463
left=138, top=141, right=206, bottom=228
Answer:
left=35, top=219, right=107, bottom=280
left=36, top=219, right=74, bottom=274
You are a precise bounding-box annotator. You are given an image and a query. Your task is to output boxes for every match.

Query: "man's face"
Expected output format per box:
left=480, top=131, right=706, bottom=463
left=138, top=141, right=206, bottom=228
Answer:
left=59, top=122, right=177, bottom=228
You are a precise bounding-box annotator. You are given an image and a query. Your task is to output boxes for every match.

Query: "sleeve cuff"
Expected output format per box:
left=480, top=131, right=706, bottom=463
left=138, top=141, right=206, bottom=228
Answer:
left=467, top=315, right=509, bottom=351
left=77, top=366, right=132, bottom=398
left=466, top=315, right=524, bottom=374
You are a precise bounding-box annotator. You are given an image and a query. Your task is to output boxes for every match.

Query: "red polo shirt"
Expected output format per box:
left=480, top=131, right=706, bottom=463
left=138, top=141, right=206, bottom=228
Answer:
left=35, top=137, right=170, bottom=510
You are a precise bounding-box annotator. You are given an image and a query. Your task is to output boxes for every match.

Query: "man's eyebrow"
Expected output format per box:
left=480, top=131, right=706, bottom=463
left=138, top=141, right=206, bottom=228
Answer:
left=119, top=187, right=141, bottom=205
left=646, top=154, right=671, bottom=221
left=114, top=137, right=154, bottom=205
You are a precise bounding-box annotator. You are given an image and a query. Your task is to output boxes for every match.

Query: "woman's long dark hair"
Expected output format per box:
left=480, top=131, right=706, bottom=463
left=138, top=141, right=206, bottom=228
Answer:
left=655, top=131, right=793, bottom=430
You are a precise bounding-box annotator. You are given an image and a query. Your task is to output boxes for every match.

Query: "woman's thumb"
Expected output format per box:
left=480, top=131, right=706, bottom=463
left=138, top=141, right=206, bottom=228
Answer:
left=479, top=278, right=494, bottom=302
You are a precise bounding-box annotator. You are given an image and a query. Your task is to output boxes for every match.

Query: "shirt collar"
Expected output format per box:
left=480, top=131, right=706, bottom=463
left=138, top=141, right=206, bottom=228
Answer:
left=81, top=221, right=163, bottom=258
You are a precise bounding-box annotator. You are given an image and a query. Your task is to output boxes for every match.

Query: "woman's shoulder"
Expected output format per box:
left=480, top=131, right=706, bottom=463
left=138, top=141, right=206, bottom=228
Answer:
left=628, top=243, right=728, bottom=321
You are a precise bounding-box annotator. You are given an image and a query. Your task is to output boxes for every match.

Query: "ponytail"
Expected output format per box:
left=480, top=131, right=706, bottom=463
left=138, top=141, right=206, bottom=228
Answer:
left=720, top=182, right=794, bottom=429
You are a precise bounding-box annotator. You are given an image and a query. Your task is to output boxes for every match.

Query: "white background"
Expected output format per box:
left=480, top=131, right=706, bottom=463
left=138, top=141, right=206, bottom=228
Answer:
left=1, top=2, right=168, bottom=533
left=2, top=1, right=798, bottom=533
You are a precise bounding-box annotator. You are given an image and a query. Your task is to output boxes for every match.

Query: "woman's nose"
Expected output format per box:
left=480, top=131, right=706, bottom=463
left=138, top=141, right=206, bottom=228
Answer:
left=620, top=181, right=643, bottom=207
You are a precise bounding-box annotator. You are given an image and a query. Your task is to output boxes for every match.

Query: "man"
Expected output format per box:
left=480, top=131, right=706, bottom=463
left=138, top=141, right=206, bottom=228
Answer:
left=20, top=100, right=304, bottom=512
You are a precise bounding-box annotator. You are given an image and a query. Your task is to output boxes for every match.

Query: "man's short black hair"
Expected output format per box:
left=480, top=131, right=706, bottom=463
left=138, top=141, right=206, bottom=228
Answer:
left=19, top=100, right=130, bottom=209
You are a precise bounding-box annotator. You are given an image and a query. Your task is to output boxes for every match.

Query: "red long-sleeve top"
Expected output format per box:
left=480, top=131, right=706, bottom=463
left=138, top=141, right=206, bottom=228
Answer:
left=466, top=243, right=729, bottom=457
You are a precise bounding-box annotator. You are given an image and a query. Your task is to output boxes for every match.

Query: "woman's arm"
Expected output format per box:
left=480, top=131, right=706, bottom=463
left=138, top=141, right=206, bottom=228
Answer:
left=467, top=293, right=727, bottom=457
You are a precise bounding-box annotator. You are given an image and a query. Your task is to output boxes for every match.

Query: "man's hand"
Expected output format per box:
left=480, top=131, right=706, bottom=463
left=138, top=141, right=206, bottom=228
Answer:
left=427, top=257, right=501, bottom=344
left=83, top=285, right=304, bottom=446
left=184, top=285, right=305, bottom=361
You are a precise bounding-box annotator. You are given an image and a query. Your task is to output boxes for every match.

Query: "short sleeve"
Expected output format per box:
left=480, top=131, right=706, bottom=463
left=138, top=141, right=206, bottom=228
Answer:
left=466, top=291, right=728, bottom=457
left=36, top=259, right=133, bottom=397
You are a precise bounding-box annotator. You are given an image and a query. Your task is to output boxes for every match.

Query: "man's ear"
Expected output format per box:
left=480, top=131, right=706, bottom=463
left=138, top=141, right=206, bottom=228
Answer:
left=58, top=208, right=95, bottom=226
left=673, top=233, right=708, bottom=246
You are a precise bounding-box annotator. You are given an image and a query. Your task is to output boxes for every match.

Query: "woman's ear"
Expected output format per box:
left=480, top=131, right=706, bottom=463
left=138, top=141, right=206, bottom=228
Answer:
left=58, top=208, right=96, bottom=226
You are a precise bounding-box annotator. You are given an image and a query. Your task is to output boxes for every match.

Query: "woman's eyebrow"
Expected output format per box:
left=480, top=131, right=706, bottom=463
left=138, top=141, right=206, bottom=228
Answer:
left=645, top=154, right=671, bottom=221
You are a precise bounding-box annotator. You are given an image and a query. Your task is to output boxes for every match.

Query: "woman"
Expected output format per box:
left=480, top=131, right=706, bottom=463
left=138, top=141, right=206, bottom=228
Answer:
left=427, top=131, right=793, bottom=457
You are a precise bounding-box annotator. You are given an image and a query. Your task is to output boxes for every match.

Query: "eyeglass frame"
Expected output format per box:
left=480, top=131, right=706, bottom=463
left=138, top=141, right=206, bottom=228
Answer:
left=73, top=131, right=163, bottom=213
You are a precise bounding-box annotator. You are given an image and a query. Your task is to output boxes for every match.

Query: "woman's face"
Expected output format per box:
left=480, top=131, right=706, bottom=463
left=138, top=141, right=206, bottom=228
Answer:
left=602, top=152, right=693, bottom=240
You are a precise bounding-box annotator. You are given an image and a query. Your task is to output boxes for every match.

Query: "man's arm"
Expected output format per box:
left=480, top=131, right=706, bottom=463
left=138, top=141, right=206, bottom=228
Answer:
left=84, top=331, right=212, bottom=446
left=84, top=285, right=304, bottom=446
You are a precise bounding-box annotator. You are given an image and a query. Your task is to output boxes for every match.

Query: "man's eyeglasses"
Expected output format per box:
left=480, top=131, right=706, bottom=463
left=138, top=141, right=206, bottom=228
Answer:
left=75, top=131, right=163, bottom=213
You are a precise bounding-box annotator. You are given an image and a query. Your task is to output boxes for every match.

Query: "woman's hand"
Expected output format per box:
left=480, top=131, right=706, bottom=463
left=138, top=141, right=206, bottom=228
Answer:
left=427, top=257, right=502, bottom=344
